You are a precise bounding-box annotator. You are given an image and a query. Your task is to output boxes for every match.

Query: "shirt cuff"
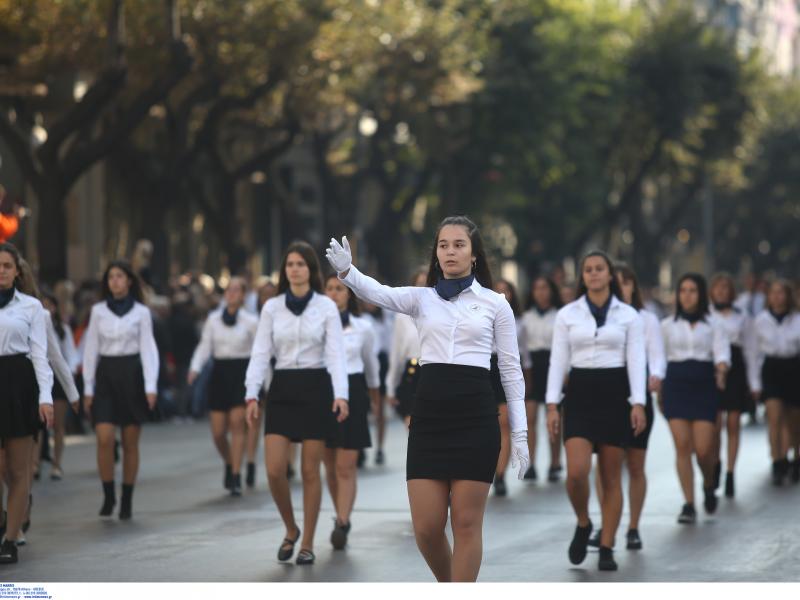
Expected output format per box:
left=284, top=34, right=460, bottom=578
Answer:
left=246, top=384, right=261, bottom=400
left=84, top=382, right=95, bottom=397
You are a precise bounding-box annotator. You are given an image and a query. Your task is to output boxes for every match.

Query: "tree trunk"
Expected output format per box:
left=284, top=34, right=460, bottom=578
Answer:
left=36, top=185, right=68, bottom=284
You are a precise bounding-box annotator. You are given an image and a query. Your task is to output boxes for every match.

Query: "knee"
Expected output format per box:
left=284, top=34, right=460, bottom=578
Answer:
left=266, top=462, right=286, bottom=482
left=627, top=461, right=645, bottom=480
left=301, top=462, right=320, bottom=483
left=566, top=466, right=589, bottom=486
left=450, top=511, right=481, bottom=536
left=335, top=462, right=355, bottom=482
left=414, top=523, right=446, bottom=547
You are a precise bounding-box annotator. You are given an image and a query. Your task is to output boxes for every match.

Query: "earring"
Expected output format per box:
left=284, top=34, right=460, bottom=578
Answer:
left=472, top=262, right=477, bottom=272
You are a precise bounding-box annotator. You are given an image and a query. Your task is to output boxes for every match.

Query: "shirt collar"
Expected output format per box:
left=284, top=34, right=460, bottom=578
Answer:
left=576, top=293, right=621, bottom=313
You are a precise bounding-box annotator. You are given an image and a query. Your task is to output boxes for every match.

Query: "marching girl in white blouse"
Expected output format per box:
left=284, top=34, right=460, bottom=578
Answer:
left=385, top=269, right=427, bottom=428
left=188, top=277, right=258, bottom=497
left=520, top=275, right=563, bottom=482
left=709, top=273, right=754, bottom=497
left=244, top=242, right=349, bottom=566
left=660, top=273, right=730, bottom=524
left=0, top=243, right=53, bottom=565
left=360, top=303, right=393, bottom=466
left=491, top=279, right=532, bottom=497
left=327, top=216, right=529, bottom=582
left=748, top=279, right=800, bottom=485
left=545, top=251, right=646, bottom=572
left=589, top=264, right=666, bottom=552
left=82, top=260, right=159, bottom=521
left=322, top=273, right=380, bottom=550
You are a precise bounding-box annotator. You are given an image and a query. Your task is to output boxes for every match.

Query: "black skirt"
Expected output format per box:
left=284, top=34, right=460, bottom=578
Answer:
left=53, top=379, right=68, bottom=403
left=719, top=345, right=751, bottom=412
left=378, top=351, right=389, bottom=398
left=208, top=358, right=248, bottom=412
left=662, top=360, right=718, bottom=423
left=628, top=390, right=654, bottom=450
left=0, top=354, right=41, bottom=440
left=529, top=350, right=551, bottom=403
left=562, top=367, right=632, bottom=449
left=327, top=373, right=372, bottom=450
left=407, top=363, right=499, bottom=483
left=761, top=356, right=800, bottom=407
left=92, top=354, right=149, bottom=426
left=489, top=353, right=506, bottom=404
left=264, top=368, right=334, bottom=442
left=395, top=359, right=421, bottom=417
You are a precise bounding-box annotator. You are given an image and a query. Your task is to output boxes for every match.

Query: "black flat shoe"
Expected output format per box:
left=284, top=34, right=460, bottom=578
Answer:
left=626, top=529, right=642, bottom=550
left=568, top=520, right=593, bottom=565
left=493, top=475, right=507, bottom=497
left=725, top=472, right=735, bottom=498
left=330, top=519, right=351, bottom=550
left=246, top=462, right=256, bottom=489
left=277, top=529, right=301, bottom=562
left=713, top=461, right=722, bottom=490
left=224, top=464, right=233, bottom=491
left=703, top=487, right=718, bottom=514
left=587, top=528, right=602, bottom=548
left=99, top=497, right=116, bottom=518
left=296, top=549, right=315, bottom=565
left=598, top=546, right=617, bottom=571
left=523, top=466, right=537, bottom=481
left=230, top=474, right=242, bottom=497
left=0, top=539, right=18, bottom=565
left=548, top=466, right=562, bottom=482
left=772, top=459, right=787, bottom=486
left=375, top=450, right=385, bottom=466
left=677, top=503, right=696, bottom=524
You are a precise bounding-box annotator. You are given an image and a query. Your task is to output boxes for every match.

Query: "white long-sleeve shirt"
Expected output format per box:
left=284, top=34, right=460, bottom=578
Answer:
left=546, top=295, right=646, bottom=406
left=82, top=301, right=160, bottom=396
left=385, top=313, right=421, bottom=397
left=642, top=310, right=667, bottom=379
left=189, top=310, right=259, bottom=373
left=345, top=315, right=381, bottom=388
left=660, top=315, right=731, bottom=367
left=340, top=266, right=527, bottom=433
left=0, top=289, right=53, bottom=405
left=521, top=307, right=557, bottom=352
left=44, top=312, right=80, bottom=403
left=747, top=311, right=800, bottom=392
left=245, top=292, right=348, bottom=401
left=363, top=310, right=394, bottom=356
left=710, top=307, right=752, bottom=349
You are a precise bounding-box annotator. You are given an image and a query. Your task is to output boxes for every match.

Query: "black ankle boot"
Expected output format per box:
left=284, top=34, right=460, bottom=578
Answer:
left=99, top=481, right=116, bottom=517
left=119, top=484, right=134, bottom=520
left=246, top=462, right=256, bottom=488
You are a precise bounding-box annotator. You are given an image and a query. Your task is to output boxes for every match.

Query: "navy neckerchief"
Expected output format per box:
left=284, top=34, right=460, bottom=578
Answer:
left=677, top=309, right=704, bottom=324
left=534, top=304, right=550, bottom=317
left=340, top=311, right=350, bottom=329
left=286, top=289, right=313, bottom=316
left=107, top=294, right=134, bottom=317
left=435, top=274, right=475, bottom=301
left=770, top=310, right=789, bottom=325
left=0, top=286, right=14, bottom=309
left=586, top=295, right=612, bottom=329
left=713, top=302, right=733, bottom=311
left=222, top=307, right=238, bottom=326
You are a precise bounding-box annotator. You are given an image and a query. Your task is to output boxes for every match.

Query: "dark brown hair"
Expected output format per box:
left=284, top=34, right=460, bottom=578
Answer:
left=575, top=250, right=622, bottom=301
left=325, top=272, right=361, bottom=316
left=0, top=242, right=23, bottom=290
left=278, top=241, right=323, bottom=294
left=529, top=275, right=562, bottom=311
left=496, top=278, right=522, bottom=317
left=674, top=273, right=709, bottom=319
left=102, top=260, right=145, bottom=303
left=615, top=263, right=644, bottom=311
left=767, top=278, right=795, bottom=314
left=709, top=272, right=737, bottom=305
left=426, top=216, right=493, bottom=289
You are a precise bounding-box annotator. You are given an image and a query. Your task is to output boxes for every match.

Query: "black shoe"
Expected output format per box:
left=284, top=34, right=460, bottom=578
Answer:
left=330, top=519, right=351, bottom=550
left=677, top=503, right=696, bottom=524
left=493, top=475, right=507, bottom=497
left=703, top=486, right=718, bottom=514
left=277, top=529, right=301, bottom=562
left=99, top=481, right=116, bottom=517
left=224, top=464, right=233, bottom=491
left=357, top=449, right=366, bottom=469
left=0, top=539, right=18, bottom=565
left=626, top=529, right=642, bottom=550
left=792, top=460, right=800, bottom=484
left=548, top=466, right=562, bottom=482
left=568, top=520, right=593, bottom=565
left=772, top=459, right=786, bottom=486
left=598, top=546, right=617, bottom=571
left=587, top=528, right=602, bottom=548
left=375, top=449, right=385, bottom=466
left=296, top=549, right=315, bottom=565
left=523, top=466, right=537, bottom=481
left=246, top=462, right=256, bottom=488
left=725, top=472, right=735, bottom=498
left=713, top=461, right=722, bottom=490
left=230, top=474, right=242, bottom=497
left=119, top=484, right=133, bottom=521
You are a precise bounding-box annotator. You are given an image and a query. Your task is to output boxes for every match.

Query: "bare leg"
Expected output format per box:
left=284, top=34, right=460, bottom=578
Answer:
left=95, top=424, right=116, bottom=482
left=726, top=411, right=741, bottom=473
left=245, top=399, right=264, bottom=464
left=334, top=449, right=359, bottom=523
left=299, top=440, right=325, bottom=552
left=765, top=399, right=786, bottom=461
left=52, top=401, right=68, bottom=470
left=322, top=448, right=338, bottom=513
left=208, top=411, right=230, bottom=466
left=449, top=480, right=491, bottom=581
left=120, top=425, right=141, bottom=485
left=564, top=438, right=593, bottom=526
left=495, top=403, right=510, bottom=477
left=264, top=435, right=299, bottom=540
left=627, top=448, right=647, bottom=530
left=375, top=394, right=386, bottom=452
left=407, top=479, right=452, bottom=582
left=597, top=446, right=624, bottom=548
left=228, top=406, right=246, bottom=476
left=2, top=437, right=33, bottom=541
left=669, top=419, right=695, bottom=504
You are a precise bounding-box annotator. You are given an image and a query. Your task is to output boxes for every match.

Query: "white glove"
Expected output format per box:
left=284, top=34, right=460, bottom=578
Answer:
left=326, top=236, right=352, bottom=274
left=510, top=430, right=530, bottom=480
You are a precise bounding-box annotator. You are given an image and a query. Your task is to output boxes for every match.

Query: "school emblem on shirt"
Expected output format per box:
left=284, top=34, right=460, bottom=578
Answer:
left=469, top=303, right=480, bottom=312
